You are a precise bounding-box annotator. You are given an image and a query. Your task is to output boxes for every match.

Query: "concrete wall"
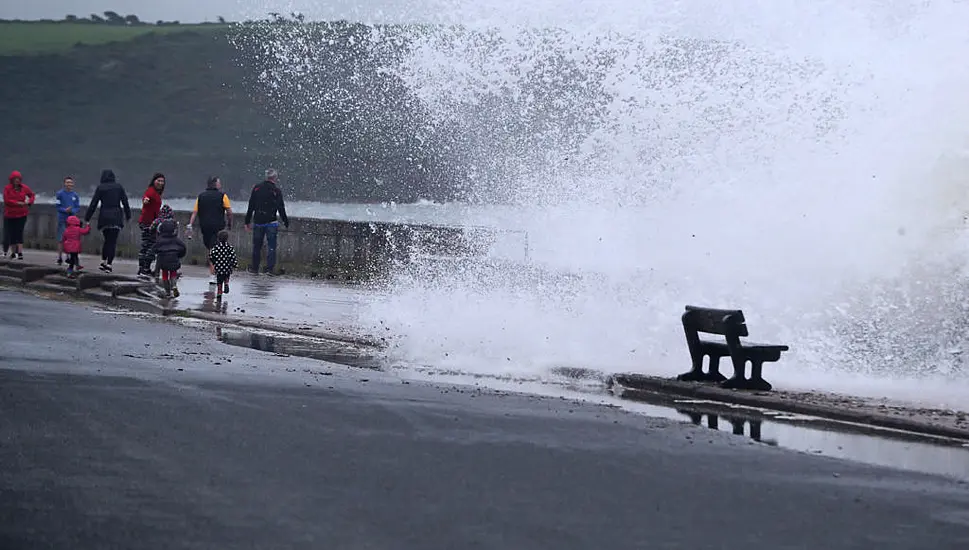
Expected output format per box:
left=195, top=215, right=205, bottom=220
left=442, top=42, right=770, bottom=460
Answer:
left=12, top=204, right=490, bottom=280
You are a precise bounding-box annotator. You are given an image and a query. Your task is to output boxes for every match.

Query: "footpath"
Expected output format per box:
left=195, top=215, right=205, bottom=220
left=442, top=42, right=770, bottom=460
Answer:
left=4, top=249, right=969, bottom=444
left=0, top=249, right=382, bottom=346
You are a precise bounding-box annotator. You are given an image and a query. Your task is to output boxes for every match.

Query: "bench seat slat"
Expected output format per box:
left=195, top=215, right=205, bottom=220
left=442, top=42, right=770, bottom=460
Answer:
left=698, top=339, right=788, bottom=352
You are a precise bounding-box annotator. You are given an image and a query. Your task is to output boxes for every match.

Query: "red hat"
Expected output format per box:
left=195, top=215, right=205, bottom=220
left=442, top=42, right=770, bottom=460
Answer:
left=9, top=170, right=22, bottom=182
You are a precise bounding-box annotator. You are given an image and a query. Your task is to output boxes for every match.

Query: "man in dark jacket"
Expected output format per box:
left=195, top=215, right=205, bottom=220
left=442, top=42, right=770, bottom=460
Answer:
left=244, top=168, right=289, bottom=275
left=84, top=169, right=131, bottom=272
left=154, top=219, right=187, bottom=298
left=187, top=176, right=232, bottom=283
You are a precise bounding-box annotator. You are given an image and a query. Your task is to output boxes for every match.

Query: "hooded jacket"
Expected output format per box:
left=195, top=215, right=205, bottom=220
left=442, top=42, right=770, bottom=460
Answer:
left=154, top=219, right=187, bottom=271
left=85, top=169, right=132, bottom=230
left=150, top=204, right=178, bottom=235
left=3, top=171, right=35, bottom=219
left=61, top=215, right=91, bottom=254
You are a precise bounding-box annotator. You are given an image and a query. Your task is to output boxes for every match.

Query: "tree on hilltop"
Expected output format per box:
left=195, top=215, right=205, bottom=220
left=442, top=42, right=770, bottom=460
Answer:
left=103, top=11, right=125, bottom=24
left=124, top=14, right=141, bottom=25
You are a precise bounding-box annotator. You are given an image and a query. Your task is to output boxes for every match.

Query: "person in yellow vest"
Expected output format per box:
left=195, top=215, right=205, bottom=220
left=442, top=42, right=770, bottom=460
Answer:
left=186, top=176, right=232, bottom=284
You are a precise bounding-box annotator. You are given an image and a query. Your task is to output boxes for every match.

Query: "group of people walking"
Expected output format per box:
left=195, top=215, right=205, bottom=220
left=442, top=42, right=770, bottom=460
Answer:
left=2, top=168, right=290, bottom=298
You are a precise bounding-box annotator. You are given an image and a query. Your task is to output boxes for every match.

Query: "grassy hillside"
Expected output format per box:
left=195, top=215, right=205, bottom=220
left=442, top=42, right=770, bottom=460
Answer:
left=0, top=20, right=456, bottom=203
left=0, top=22, right=227, bottom=55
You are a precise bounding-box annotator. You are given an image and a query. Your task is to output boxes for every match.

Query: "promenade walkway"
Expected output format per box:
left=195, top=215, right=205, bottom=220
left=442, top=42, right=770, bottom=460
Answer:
left=15, top=249, right=377, bottom=338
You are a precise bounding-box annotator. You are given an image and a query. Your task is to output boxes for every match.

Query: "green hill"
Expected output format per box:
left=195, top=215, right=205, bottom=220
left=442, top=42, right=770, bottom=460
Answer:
left=0, top=20, right=456, bottom=203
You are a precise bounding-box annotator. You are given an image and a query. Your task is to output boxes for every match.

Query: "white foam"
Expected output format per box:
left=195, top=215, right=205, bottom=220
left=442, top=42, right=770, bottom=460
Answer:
left=249, top=1, right=969, bottom=409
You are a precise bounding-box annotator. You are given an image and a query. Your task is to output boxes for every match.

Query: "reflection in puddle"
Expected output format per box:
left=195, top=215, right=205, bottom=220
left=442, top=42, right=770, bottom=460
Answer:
left=217, top=327, right=382, bottom=370
left=244, top=278, right=276, bottom=299
left=200, top=291, right=229, bottom=314
left=679, top=409, right=778, bottom=446
left=614, top=388, right=969, bottom=483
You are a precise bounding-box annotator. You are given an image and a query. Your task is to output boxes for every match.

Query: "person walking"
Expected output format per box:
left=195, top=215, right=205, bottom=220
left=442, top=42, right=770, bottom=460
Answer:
left=55, top=176, right=81, bottom=265
left=84, top=169, right=131, bottom=273
left=61, top=215, right=91, bottom=278
left=208, top=229, right=238, bottom=299
left=137, top=172, right=166, bottom=278
left=3, top=170, right=36, bottom=260
left=244, top=168, right=289, bottom=275
left=187, top=176, right=232, bottom=284
left=154, top=218, right=187, bottom=298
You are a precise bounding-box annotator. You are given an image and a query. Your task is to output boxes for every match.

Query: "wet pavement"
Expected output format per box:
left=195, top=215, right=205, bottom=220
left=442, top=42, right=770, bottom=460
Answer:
left=210, top=323, right=969, bottom=484
left=4, top=289, right=969, bottom=549
left=22, top=248, right=374, bottom=332
left=16, top=249, right=969, bottom=484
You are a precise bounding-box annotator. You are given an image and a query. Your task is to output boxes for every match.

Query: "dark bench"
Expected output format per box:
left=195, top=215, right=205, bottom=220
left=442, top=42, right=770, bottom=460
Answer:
left=676, top=305, right=789, bottom=391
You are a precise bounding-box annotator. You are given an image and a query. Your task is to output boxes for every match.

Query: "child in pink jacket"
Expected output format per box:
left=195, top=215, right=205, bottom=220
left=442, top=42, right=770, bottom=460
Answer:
left=61, top=215, right=91, bottom=277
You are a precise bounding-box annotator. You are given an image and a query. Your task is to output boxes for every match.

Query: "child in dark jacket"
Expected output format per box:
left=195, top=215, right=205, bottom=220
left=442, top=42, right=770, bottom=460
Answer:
left=208, top=230, right=238, bottom=299
left=154, top=219, right=187, bottom=298
left=60, top=215, right=91, bottom=277
left=149, top=204, right=178, bottom=277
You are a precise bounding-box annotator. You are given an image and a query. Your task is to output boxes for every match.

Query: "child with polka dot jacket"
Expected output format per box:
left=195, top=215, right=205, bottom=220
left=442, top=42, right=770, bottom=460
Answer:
left=208, top=230, right=238, bottom=298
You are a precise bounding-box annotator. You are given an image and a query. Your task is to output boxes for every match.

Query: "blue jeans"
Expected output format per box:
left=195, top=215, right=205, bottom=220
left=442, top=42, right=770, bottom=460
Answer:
left=251, top=223, right=278, bottom=272
left=56, top=218, right=68, bottom=246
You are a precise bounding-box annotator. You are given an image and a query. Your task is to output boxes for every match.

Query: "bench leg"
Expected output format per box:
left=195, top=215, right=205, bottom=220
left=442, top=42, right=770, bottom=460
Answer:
left=721, top=359, right=773, bottom=391
left=727, top=417, right=744, bottom=436
left=676, top=355, right=705, bottom=381
left=706, top=354, right=727, bottom=382
left=747, top=360, right=773, bottom=391
left=720, top=358, right=748, bottom=389
left=677, top=353, right=728, bottom=382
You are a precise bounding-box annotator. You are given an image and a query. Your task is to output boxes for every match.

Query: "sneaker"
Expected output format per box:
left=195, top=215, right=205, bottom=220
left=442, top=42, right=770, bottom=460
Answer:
left=223, top=282, right=230, bottom=294
left=76, top=265, right=84, bottom=272
left=57, top=257, right=63, bottom=265
left=99, top=262, right=109, bottom=272
left=172, top=287, right=180, bottom=298
left=16, top=253, right=23, bottom=260
left=104, top=263, right=112, bottom=273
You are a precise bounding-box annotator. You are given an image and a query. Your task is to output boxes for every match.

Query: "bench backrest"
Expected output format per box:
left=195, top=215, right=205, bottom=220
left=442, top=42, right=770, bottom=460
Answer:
left=682, top=305, right=749, bottom=338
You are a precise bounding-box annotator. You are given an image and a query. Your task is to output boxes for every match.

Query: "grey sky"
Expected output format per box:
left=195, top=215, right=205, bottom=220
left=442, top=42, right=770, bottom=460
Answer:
left=0, top=0, right=444, bottom=24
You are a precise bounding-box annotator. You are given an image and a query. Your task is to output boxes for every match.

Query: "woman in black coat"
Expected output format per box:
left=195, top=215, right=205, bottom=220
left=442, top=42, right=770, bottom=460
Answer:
left=84, top=169, right=132, bottom=272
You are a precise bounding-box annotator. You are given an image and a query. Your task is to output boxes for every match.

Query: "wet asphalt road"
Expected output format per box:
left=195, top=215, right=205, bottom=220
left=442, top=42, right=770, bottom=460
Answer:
left=2, top=289, right=969, bottom=550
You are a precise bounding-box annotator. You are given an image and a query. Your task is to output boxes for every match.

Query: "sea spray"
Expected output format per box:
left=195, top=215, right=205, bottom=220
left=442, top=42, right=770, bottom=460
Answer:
left=239, top=1, right=969, bottom=407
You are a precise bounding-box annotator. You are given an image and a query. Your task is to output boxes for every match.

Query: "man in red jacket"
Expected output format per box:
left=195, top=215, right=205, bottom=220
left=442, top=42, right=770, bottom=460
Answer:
left=3, top=170, right=35, bottom=260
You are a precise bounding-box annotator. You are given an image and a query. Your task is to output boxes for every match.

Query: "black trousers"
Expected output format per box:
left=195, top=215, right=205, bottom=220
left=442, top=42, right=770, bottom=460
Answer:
left=101, top=228, right=120, bottom=263
left=3, top=216, right=26, bottom=247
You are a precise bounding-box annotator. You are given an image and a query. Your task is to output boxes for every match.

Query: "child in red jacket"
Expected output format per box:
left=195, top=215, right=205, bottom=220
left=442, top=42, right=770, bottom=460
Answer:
left=61, top=215, right=91, bottom=277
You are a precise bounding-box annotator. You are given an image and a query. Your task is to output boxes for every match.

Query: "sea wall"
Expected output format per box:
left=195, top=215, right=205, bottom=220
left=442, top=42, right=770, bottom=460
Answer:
left=13, top=204, right=487, bottom=279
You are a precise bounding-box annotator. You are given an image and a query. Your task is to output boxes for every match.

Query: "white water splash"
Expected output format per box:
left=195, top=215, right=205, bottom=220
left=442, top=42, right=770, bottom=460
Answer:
left=247, top=0, right=969, bottom=409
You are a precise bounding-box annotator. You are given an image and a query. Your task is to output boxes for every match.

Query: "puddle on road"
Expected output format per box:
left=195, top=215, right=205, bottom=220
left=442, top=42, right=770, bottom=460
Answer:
left=611, top=387, right=969, bottom=483
left=216, top=327, right=382, bottom=370
left=215, top=327, right=969, bottom=482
